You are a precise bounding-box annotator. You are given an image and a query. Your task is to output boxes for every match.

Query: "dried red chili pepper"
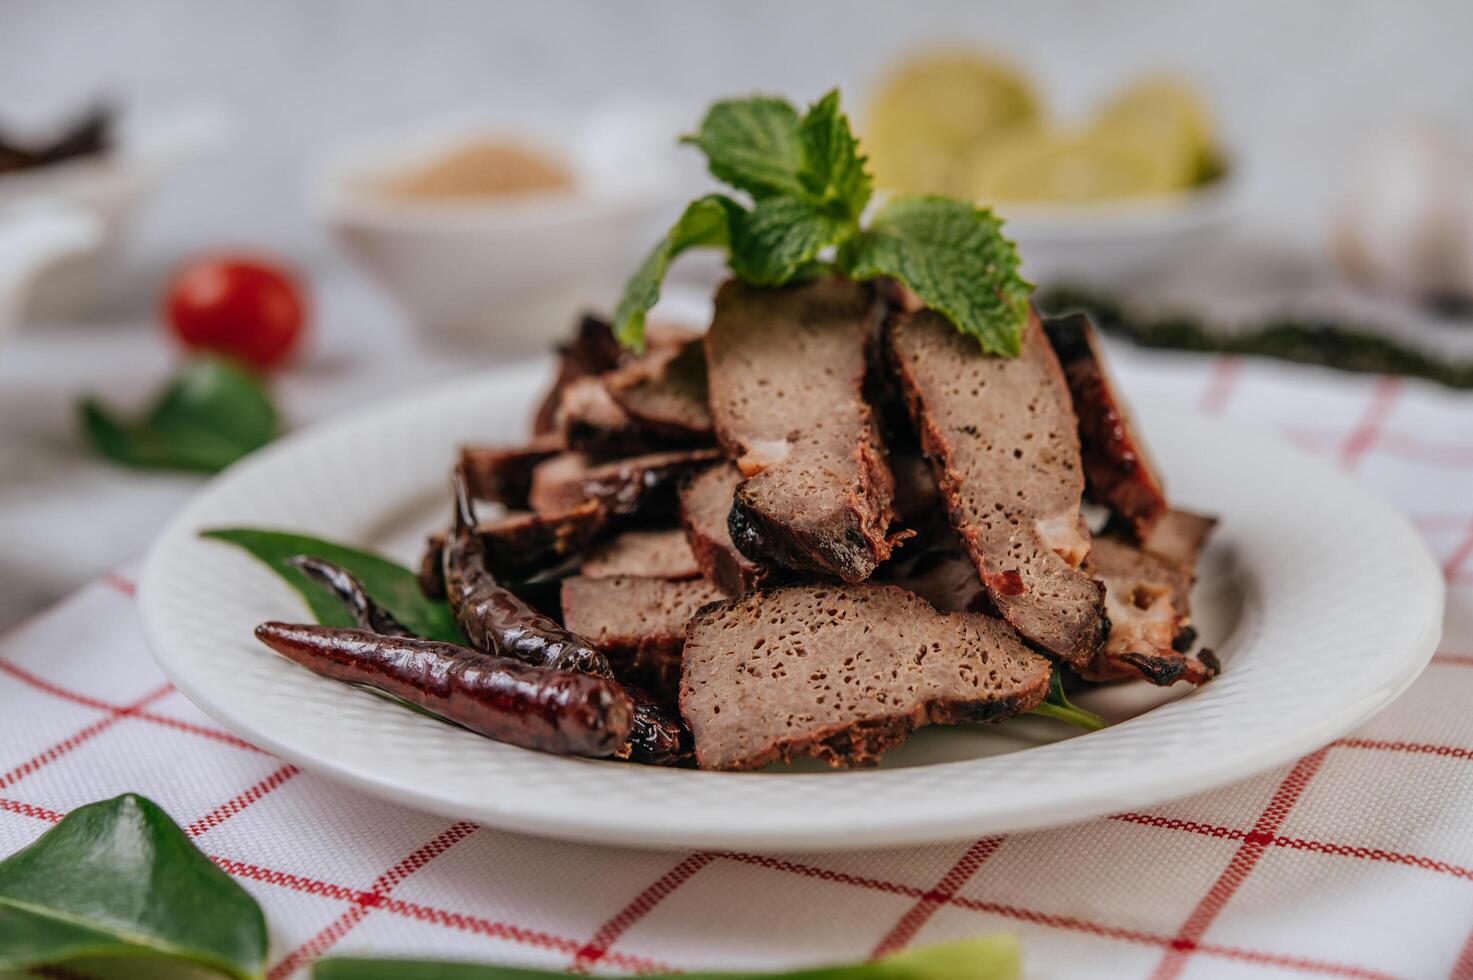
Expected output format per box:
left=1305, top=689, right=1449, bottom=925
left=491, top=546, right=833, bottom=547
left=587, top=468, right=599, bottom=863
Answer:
left=444, top=468, right=611, bottom=675
left=443, top=471, right=691, bottom=764
left=289, top=553, right=687, bottom=764
left=289, top=555, right=414, bottom=637
left=254, top=622, right=633, bottom=758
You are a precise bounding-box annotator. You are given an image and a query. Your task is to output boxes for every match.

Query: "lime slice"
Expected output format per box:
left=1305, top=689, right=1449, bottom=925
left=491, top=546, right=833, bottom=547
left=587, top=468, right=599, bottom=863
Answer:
left=865, top=51, right=1039, bottom=194
left=967, top=128, right=1185, bottom=204
left=1091, top=74, right=1217, bottom=183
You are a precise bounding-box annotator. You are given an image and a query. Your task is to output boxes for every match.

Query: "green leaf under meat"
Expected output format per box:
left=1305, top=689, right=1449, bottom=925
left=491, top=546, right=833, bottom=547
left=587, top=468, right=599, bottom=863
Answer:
left=202, top=527, right=461, bottom=643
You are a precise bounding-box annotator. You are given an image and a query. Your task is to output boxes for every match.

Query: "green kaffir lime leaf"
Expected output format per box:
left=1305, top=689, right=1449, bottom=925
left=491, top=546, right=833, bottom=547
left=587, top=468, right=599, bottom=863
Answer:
left=0, top=794, right=267, bottom=979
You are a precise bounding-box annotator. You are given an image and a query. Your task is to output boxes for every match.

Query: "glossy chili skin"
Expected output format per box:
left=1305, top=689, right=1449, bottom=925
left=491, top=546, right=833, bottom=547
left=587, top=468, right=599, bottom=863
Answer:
left=444, top=469, right=611, bottom=675
left=624, top=690, right=692, bottom=764
left=289, top=555, right=414, bottom=637
left=255, top=622, right=633, bottom=758
left=287, top=551, right=688, bottom=765
left=445, top=470, right=690, bottom=765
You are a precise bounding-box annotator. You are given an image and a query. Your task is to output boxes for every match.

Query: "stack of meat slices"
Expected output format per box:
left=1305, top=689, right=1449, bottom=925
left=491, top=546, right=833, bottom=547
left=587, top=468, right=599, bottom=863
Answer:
left=430, top=282, right=1219, bottom=771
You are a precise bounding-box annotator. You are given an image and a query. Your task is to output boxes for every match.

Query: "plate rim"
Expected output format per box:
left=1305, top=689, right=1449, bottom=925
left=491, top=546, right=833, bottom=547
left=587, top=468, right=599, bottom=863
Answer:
left=138, top=364, right=1445, bottom=852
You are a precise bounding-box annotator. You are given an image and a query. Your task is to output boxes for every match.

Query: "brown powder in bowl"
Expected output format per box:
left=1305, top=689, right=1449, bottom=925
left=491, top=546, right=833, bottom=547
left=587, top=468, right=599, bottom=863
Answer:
left=378, top=140, right=575, bottom=200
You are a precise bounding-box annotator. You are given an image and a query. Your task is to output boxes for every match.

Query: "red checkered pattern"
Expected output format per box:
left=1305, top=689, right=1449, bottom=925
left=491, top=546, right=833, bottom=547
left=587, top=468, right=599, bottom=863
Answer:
left=3, top=349, right=1472, bottom=979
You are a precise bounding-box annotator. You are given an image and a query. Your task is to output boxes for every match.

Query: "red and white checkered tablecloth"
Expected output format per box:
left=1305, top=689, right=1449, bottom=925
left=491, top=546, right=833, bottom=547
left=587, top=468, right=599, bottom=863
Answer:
left=3, top=348, right=1471, bottom=980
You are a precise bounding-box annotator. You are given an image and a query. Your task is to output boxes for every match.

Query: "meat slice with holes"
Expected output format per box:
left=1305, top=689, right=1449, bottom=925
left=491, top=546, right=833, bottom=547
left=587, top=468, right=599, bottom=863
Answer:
left=460, top=436, right=563, bottom=508
left=528, top=448, right=720, bottom=518
left=705, top=278, right=901, bottom=582
left=886, top=309, right=1106, bottom=667
left=1085, top=532, right=1219, bottom=686
left=604, top=338, right=713, bottom=442
left=681, top=584, right=1051, bottom=771
left=561, top=575, right=726, bottom=701
left=677, top=462, right=774, bottom=595
left=582, top=529, right=700, bottom=580
left=1044, top=312, right=1168, bottom=538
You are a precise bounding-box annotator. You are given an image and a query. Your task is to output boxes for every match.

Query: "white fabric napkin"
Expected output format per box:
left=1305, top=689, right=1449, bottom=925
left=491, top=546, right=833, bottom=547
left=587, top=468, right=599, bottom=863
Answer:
left=2, top=348, right=1470, bottom=980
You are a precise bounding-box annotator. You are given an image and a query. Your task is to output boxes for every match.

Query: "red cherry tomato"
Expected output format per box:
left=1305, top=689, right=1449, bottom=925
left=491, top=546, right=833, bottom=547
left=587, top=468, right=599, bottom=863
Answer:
left=165, top=256, right=306, bottom=371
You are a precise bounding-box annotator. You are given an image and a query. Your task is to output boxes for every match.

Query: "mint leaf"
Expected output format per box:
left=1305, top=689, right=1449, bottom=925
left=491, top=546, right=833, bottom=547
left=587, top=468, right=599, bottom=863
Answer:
left=0, top=794, right=267, bottom=979
left=621, top=90, right=1030, bottom=357
left=613, top=194, right=737, bottom=350
left=839, top=195, right=1033, bottom=356
left=797, top=89, right=872, bottom=222
left=80, top=358, right=278, bottom=473
left=727, top=196, right=845, bottom=287
left=682, top=96, right=806, bottom=201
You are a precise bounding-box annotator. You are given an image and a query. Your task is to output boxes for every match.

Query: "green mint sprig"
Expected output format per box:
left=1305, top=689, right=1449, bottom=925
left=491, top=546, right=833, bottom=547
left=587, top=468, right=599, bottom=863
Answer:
left=614, top=89, right=1033, bottom=355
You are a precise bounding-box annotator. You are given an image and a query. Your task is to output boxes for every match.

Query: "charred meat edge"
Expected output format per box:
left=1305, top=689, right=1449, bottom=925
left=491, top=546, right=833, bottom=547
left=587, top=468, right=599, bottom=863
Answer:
left=1043, top=312, right=1168, bottom=539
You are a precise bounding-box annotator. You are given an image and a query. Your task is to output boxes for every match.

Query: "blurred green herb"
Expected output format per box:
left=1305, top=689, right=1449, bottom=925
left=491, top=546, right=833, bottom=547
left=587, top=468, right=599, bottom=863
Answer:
left=316, top=936, right=1021, bottom=980
left=615, top=89, right=1031, bottom=355
left=0, top=794, right=267, bottom=979
left=80, top=358, right=278, bottom=473
left=1038, top=286, right=1473, bottom=389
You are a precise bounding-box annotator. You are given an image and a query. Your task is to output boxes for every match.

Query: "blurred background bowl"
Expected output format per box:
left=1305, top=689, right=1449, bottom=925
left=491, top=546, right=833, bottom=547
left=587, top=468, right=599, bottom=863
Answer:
left=1000, top=167, right=1243, bottom=285
left=0, top=106, right=226, bottom=322
left=310, top=104, right=684, bottom=353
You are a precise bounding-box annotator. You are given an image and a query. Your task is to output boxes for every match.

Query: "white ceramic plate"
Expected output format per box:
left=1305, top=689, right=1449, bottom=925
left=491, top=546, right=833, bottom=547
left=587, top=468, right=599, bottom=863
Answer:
left=139, top=364, right=1443, bottom=852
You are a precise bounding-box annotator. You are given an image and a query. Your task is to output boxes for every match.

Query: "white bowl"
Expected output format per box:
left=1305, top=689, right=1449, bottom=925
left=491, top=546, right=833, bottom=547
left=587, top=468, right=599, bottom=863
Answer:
left=994, top=171, right=1243, bottom=286
left=0, top=106, right=227, bottom=327
left=311, top=107, right=685, bottom=353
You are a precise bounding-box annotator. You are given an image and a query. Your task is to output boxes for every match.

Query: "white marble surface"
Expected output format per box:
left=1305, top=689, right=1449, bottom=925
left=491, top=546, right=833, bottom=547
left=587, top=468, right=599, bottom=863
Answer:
left=3, top=0, right=1472, bottom=628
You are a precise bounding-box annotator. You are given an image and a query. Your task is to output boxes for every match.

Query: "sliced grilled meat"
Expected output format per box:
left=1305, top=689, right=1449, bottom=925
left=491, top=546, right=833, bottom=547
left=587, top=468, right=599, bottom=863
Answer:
left=1140, top=508, right=1218, bottom=568
left=533, top=315, right=625, bottom=436
left=677, top=462, right=774, bottom=595
left=582, top=528, right=701, bottom=580
left=1085, top=532, right=1218, bottom=686
left=604, top=338, right=713, bottom=442
left=1044, top=312, right=1168, bottom=539
left=886, top=309, right=1106, bottom=668
left=528, top=448, right=721, bottom=518
left=418, top=501, right=606, bottom=597
left=460, top=436, right=565, bottom=509
left=556, top=376, right=664, bottom=457
left=561, top=575, right=726, bottom=702
left=680, top=584, right=1051, bottom=771
left=705, top=278, right=901, bottom=582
